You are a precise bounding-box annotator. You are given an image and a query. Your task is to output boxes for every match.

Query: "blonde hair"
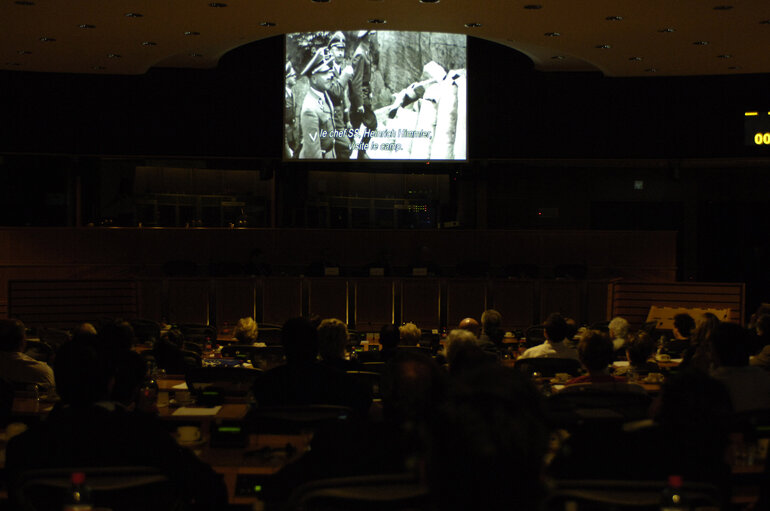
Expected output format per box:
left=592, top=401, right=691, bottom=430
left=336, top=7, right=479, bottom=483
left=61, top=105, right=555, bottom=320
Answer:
left=317, top=318, right=349, bottom=360
left=399, top=322, right=421, bottom=346
left=233, top=317, right=258, bottom=344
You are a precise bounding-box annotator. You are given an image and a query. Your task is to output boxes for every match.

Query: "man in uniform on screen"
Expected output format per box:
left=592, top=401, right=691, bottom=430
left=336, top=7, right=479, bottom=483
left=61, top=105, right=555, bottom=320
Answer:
left=349, top=30, right=378, bottom=159
left=298, top=48, right=336, bottom=159
left=284, top=61, right=299, bottom=158
left=327, top=31, right=353, bottom=159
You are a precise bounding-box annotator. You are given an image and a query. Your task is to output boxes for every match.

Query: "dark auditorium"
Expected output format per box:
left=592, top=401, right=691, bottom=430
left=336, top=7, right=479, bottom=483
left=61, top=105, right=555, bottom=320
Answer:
left=2, top=1, right=770, bottom=510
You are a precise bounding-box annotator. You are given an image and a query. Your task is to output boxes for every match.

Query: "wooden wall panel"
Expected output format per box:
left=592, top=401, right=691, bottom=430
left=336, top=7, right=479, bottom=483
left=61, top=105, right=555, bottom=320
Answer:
left=488, top=280, right=537, bottom=331
left=167, top=279, right=210, bottom=325
left=401, top=279, right=441, bottom=330
left=540, top=281, right=583, bottom=323
left=308, top=278, right=349, bottom=324
left=8, top=280, right=137, bottom=328
left=609, top=281, right=745, bottom=328
left=353, top=279, right=394, bottom=332
left=137, top=279, right=164, bottom=321
left=215, top=279, right=256, bottom=327
left=262, top=277, right=302, bottom=326
left=446, top=279, right=488, bottom=329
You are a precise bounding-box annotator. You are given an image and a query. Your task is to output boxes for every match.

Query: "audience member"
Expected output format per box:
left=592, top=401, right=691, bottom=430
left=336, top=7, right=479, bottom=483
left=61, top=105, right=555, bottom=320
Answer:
left=623, top=331, right=660, bottom=377
left=252, top=317, right=371, bottom=416
left=666, top=312, right=695, bottom=356
left=399, top=322, right=421, bottom=346
left=0, top=318, right=55, bottom=389
left=457, top=317, right=480, bottom=337
left=608, top=316, right=630, bottom=352
left=317, top=318, right=359, bottom=371
left=478, top=309, right=503, bottom=356
left=153, top=329, right=199, bottom=375
left=443, top=329, right=478, bottom=372
left=233, top=316, right=259, bottom=344
left=5, top=337, right=227, bottom=510
left=680, top=312, right=719, bottom=372
left=565, top=330, right=625, bottom=385
left=379, top=323, right=399, bottom=362
left=749, top=313, right=770, bottom=370
left=427, top=364, right=548, bottom=511
left=518, top=313, right=579, bottom=360
left=710, top=322, right=770, bottom=412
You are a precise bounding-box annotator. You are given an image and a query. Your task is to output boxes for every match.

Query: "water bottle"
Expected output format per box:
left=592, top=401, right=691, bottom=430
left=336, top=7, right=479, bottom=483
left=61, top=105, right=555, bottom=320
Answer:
left=660, top=475, right=689, bottom=510
left=63, top=472, right=92, bottom=511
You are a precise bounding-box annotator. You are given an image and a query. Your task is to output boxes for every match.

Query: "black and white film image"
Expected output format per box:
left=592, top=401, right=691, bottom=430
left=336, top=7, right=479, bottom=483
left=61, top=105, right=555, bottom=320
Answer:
left=284, top=31, right=467, bottom=161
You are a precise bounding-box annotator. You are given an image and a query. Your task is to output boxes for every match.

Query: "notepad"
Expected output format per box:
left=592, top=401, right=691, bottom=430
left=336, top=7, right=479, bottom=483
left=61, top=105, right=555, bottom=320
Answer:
left=172, top=406, right=222, bottom=416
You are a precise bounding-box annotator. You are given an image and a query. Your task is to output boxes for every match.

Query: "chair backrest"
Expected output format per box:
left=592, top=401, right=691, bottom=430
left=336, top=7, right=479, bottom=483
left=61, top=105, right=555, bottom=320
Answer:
left=362, top=361, right=387, bottom=374
left=0, top=378, right=14, bottom=427
left=513, top=357, right=582, bottom=378
left=248, top=404, right=354, bottom=434
left=548, top=383, right=652, bottom=422
left=15, top=466, right=183, bottom=511
left=346, top=371, right=382, bottom=398
left=396, top=346, right=432, bottom=357
left=185, top=366, right=262, bottom=398
left=288, top=473, right=429, bottom=511
left=544, top=479, right=721, bottom=511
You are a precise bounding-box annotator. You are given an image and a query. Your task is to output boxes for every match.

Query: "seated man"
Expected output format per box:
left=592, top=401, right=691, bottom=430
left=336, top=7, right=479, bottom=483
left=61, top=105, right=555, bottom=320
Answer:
left=608, top=316, right=630, bottom=352
left=623, top=331, right=660, bottom=377
left=710, top=322, right=770, bottom=412
left=668, top=312, right=695, bottom=356
left=252, top=317, right=371, bottom=417
left=6, top=337, right=227, bottom=510
left=0, top=318, right=55, bottom=390
left=518, top=313, right=579, bottom=361
left=565, top=330, right=626, bottom=385
left=478, top=309, right=504, bottom=357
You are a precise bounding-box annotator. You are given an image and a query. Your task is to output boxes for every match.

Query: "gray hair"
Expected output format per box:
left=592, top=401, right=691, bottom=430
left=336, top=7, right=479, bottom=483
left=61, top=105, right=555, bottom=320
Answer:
left=609, top=316, right=630, bottom=339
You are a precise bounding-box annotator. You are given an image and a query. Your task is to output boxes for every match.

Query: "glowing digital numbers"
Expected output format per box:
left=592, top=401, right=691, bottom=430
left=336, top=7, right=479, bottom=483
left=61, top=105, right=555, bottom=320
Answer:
left=754, top=132, right=770, bottom=145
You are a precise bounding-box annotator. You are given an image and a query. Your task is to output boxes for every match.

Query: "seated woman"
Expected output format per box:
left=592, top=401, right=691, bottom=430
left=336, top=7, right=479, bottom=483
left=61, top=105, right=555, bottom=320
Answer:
left=232, top=317, right=260, bottom=345
left=153, top=329, right=199, bottom=375
left=318, top=318, right=360, bottom=372
left=565, top=330, right=626, bottom=385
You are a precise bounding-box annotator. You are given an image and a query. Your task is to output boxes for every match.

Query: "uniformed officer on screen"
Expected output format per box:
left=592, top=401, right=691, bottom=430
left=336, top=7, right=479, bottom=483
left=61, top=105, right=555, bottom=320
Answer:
left=298, top=48, right=336, bottom=159
left=327, top=31, right=353, bottom=159
left=350, top=30, right=378, bottom=159
left=284, top=61, right=299, bottom=159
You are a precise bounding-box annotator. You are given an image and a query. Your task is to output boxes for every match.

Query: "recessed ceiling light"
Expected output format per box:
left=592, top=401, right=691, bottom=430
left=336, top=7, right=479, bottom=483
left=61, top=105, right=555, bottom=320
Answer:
left=464, top=22, right=481, bottom=27
left=659, top=27, right=676, bottom=33
left=761, top=20, right=770, bottom=24
left=544, top=32, right=560, bottom=37
left=184, top=31, right=201, bottom=35
left=5, top=62, right=22, bottom=66
left=420, top=0, right=440, bottom=3
left=92, top=65, right=106, bottom=70
left=645, top=68, right=657, bottom=73
left=79, top=24, right=96, bottom=29
left=125, top=12, right=143, bottom=18
left=523, top=4, right=542, bottom=9
left=596, top=44, right=612, bottom=49
left=728, top=66, right=740, bottom=70
left=259, top=22, right=276, bottom=27
left=39, top=37, right=55, bottom=42
left=629, top=56, right=643, bottom=61
left=107, top=53, right=121, bottom=58
left=190, top=53, right=203, bottom=57
left=693, top=41, right=709, bottom=45
left=713, top=5, right=733, bottom=10
left=141, top=41, right=157, bottom=47
left=605, top=16, right=623, bottom=21
left=17, top=50, right=32, bottom=55
left=718, top=54, right=732, bottom=59
left=551, top=55, right=566, bottom=60
left=14, top=1, right=34, bottom=5
left=209, top=2, right=228, bottom=5
left=311, top=0, right=330, bottom=2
